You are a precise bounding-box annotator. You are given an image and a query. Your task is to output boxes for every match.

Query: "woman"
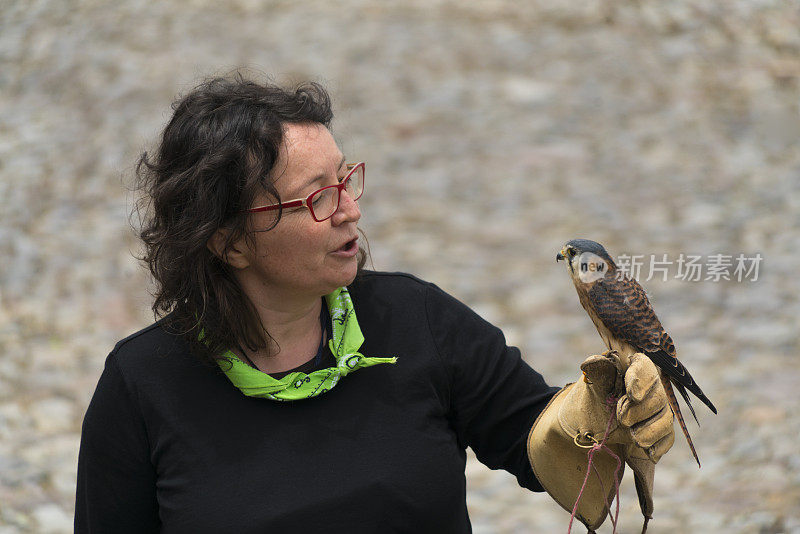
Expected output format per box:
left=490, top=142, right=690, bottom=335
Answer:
left=76, top=74, right=674, bottom=533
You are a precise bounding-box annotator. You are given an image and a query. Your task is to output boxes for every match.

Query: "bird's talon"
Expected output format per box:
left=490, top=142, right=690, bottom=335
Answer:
left=582, top=371, right=593, bottom=384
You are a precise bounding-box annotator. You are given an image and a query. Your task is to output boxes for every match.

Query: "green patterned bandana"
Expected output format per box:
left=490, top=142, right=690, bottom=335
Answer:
left=216, top=287, right=397, bottom=401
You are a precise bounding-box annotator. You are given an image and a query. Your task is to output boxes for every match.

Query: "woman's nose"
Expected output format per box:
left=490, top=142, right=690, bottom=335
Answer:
left=331, top=190, right=361, bottom=225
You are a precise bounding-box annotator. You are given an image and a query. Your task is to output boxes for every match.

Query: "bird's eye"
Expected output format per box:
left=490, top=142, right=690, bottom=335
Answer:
left=567, top=248, right=575, bottom=257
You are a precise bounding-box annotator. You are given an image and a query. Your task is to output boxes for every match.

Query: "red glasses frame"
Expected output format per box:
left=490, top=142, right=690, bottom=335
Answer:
left=243, top=162, right=365, bottom=222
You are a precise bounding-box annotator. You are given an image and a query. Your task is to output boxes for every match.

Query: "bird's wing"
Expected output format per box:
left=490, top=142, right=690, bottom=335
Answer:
left=587, top=275, right=716, bottom=414
left=586, top=274, right=668, bottom=354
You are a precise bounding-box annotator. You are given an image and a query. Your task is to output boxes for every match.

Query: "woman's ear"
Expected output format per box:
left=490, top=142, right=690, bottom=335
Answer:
left=207, top=229, right=250, bottom=270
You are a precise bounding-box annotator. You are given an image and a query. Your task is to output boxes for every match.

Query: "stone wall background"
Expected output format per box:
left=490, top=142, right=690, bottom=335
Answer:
left=1, top=1, right=799, bottom=532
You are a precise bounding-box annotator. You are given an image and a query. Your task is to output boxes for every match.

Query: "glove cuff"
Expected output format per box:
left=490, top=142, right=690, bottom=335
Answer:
left=527, top=383, right=625, bottom=531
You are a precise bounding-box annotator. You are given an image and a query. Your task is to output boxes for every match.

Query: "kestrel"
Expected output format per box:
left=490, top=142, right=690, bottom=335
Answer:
left=556, top=239, right=717, bottom=467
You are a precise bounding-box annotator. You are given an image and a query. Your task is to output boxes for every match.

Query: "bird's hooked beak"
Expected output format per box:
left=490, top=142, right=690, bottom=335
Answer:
left=557, top=246, right=576, bottom=275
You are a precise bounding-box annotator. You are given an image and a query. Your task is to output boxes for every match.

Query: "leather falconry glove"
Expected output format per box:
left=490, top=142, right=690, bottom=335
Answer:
left=527, top=351, right=675, bottom=532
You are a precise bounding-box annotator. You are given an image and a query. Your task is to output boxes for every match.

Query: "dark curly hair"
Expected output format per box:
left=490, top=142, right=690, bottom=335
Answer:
left=134, top=73, right=367, bottom=365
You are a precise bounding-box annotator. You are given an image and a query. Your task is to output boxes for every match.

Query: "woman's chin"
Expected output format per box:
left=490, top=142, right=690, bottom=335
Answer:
left=340, top=260, right=359, bottom=287
left=320, top=260, right=359, bottom=293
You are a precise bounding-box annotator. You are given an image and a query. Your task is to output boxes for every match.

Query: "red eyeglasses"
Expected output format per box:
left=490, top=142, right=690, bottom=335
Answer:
left=243, top=162, right=365, bottom=222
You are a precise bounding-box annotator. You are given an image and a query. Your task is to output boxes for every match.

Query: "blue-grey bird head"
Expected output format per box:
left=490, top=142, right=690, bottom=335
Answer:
left=556, top=239, right=617, bottom=280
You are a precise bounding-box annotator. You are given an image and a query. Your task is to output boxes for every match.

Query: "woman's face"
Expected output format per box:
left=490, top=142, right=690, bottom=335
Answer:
left=236, top=123, right=362, bottom=303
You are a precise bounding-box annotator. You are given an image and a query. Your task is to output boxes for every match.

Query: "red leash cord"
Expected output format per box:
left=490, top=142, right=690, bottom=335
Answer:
left=567, top=395, right=622, bottom=534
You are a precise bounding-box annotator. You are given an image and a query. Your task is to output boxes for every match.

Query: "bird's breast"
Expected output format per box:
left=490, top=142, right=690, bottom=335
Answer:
left=583, top=300, right=637, bottom=370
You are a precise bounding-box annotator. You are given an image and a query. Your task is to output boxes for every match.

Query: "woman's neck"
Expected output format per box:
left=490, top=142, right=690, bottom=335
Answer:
left=241, top=296, right=325, bottom=374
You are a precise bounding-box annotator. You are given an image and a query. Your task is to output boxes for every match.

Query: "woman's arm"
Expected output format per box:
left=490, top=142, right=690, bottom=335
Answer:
left=424, top=281, right=560, bottom=491
left=75, top=352, right=160, bottom=533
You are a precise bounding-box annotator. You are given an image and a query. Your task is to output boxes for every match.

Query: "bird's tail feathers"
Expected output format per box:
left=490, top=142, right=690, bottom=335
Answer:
left=648, top=349, right=718, bottom=414
left=694, top=387, right=718, bottom=415
left=661, top=374, right=701, bottom=468
left=673, top=381, right=699, bottom=426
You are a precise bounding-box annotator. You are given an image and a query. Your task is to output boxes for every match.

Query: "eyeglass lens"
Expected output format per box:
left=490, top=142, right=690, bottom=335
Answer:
left=309, top=166, right=364, bottom=221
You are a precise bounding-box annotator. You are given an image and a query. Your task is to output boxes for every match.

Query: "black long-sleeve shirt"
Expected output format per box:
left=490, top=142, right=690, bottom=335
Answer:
left=75, top=271, right=558, bottom=533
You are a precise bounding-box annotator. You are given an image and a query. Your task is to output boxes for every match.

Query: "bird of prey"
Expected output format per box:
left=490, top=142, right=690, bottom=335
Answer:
left=556, top=238, right=717, bottom=467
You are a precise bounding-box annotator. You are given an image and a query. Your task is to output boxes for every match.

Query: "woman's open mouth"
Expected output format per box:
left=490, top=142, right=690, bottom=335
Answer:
left=332, top=237, right=359, bottom=257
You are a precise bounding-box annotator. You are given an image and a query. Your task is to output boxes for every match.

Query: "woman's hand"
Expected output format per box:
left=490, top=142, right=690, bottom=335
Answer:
left=555, top=350, right=675, bottom=457
left=616, top=352, right=675, bottom=461
left=527, top=350, right=675, bottom=531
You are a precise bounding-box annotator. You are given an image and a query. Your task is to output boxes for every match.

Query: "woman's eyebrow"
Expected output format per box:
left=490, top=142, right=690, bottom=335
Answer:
left=292, top=155, right=348, bottom=196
